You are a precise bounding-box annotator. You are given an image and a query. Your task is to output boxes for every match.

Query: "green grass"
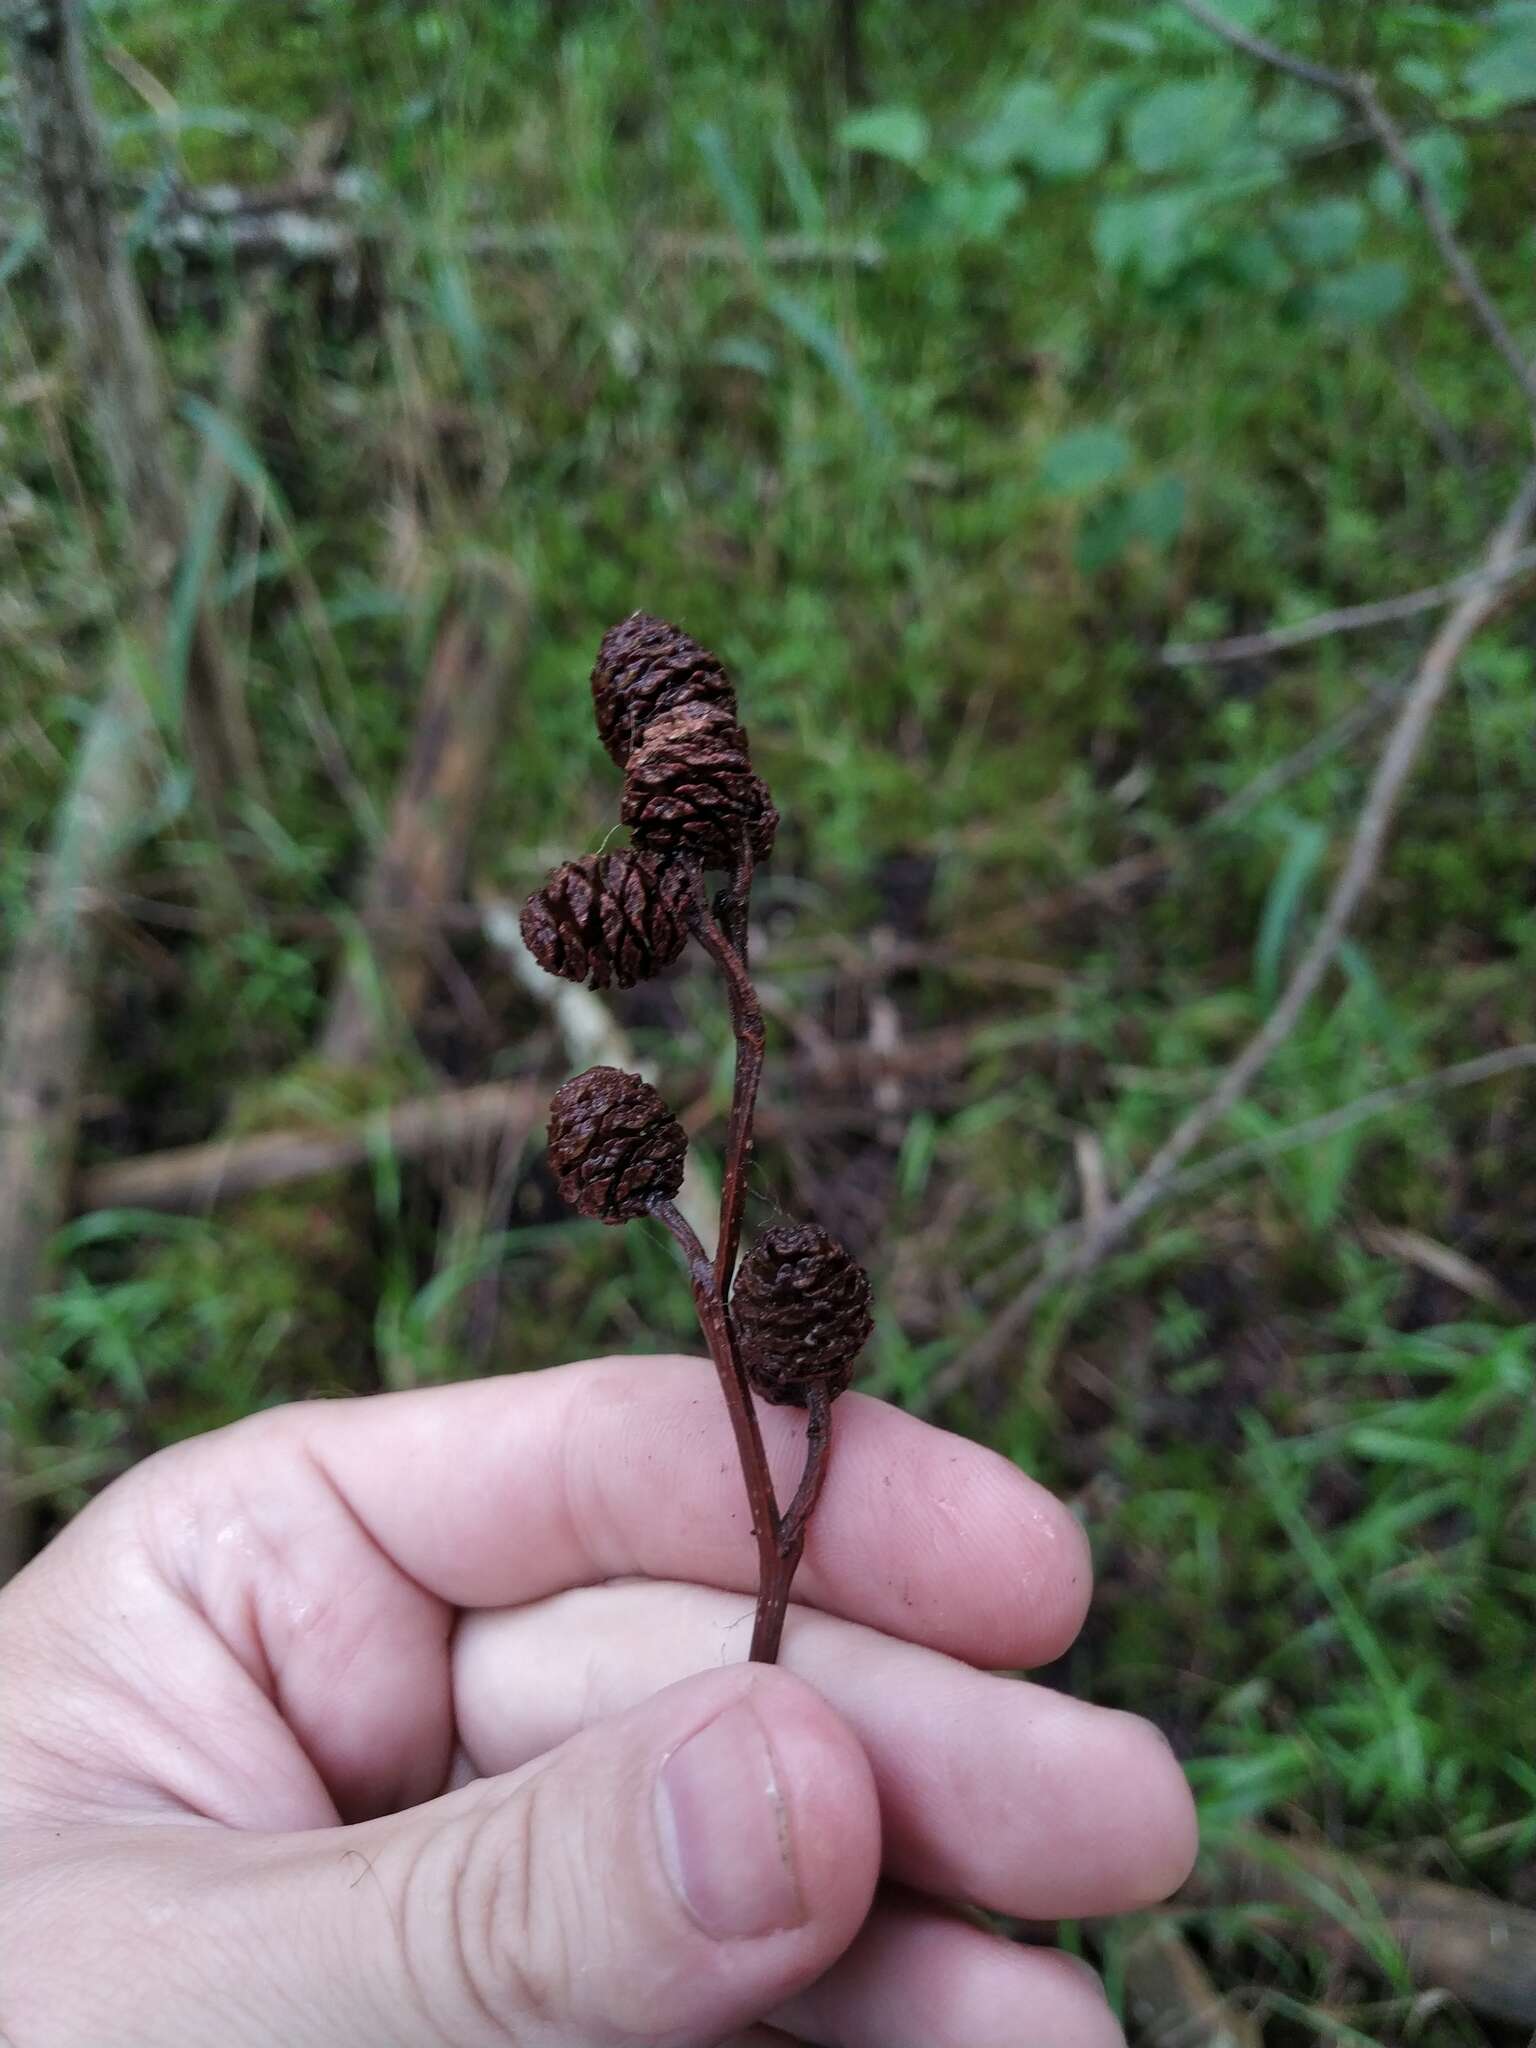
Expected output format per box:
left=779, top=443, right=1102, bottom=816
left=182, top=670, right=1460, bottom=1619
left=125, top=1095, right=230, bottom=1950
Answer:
left=6, top=2, right=1536, bottom=2038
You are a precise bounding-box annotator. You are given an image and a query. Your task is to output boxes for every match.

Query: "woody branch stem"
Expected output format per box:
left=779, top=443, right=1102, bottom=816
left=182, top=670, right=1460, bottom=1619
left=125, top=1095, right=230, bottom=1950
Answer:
left=688, top=882, right=765, bottom=1300
left=648, top=1196, right=784, bottom=1659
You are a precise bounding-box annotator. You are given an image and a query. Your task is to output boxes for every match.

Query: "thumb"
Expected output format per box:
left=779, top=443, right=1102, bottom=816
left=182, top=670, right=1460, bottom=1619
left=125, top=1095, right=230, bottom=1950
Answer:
left=191, top=1664, right=875, bottom=2046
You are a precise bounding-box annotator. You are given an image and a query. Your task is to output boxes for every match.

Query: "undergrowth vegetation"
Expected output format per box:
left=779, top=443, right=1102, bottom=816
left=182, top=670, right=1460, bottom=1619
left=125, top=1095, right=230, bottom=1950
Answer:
left=4, top=2, right=1536, bottom=2037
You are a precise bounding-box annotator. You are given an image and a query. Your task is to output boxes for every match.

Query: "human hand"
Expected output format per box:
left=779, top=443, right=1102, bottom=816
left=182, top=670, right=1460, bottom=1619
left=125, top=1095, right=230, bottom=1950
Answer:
left=0, top=1354, right=1196, bottom=2045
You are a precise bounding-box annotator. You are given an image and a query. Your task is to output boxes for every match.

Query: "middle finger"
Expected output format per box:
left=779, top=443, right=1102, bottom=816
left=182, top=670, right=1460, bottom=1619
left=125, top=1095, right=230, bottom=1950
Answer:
left=454, top=1579, right=1196, bottom=1921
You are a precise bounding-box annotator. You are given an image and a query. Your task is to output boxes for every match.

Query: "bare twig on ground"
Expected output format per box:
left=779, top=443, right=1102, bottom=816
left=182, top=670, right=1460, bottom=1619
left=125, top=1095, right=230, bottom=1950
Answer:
left=1211, top=1831, right=1536, bottom=2027
left=319, top=565, right=529, bottom=1065
left=74, top=1082, right=542, bottom=1215
left=1160, top=1042, right=1536, bottom=1200
left=2, top=172, right=885, bottom=271
left=1162, top=545, right=1536, bottom=665
left=181, top=113, right=350, bottom=802
left=1121, top=1922, right=1263, bottom=2048
left=1175, top=0, right=1536, bottom=420
left=963, top=1041, right=1536, bottom=1338
left=939, top=470, right=1536, bottom=1397
left=1359, top=1221, right=1523, bottom=1316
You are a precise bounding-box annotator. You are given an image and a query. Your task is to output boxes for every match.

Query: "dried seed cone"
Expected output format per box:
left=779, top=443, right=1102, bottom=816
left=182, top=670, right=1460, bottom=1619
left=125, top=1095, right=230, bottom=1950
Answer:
left=591, top=612, right=739, bottom=767
left=520, top=852, right=693, bottom=991
left=731, top=1223, right=873, bottom=1407
left=621, top=702, right=779, bottom=868
left=546, top=1065, right=687, bottom=1223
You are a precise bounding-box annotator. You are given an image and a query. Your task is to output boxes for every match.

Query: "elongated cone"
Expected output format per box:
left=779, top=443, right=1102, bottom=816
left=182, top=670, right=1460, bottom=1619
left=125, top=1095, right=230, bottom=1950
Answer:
left=591, top=612, right=738, bottom=768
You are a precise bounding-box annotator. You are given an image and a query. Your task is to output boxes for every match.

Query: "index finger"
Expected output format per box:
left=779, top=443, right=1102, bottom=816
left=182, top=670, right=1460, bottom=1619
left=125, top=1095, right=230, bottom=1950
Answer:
left=294, top=1354, right=1090, bottom=1668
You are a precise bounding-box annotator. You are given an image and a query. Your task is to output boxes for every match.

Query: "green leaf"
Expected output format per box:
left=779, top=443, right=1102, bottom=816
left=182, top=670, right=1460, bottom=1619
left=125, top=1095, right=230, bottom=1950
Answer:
left=1039, top=424, right=1133, bottom=498
left=920, top=173, right=1024, bottom=242
left=1256, top=83, right=1345, bottom=150
left=1255, top=820, right=1327, bottom=1005
left=1395, top=56, right=1449, bottom=97
left=838, top=104, right=930, bottom=169
left=1223, top=227, right=1291, bottom=291
left=1123, top=473, right=1187, bottom=546
left=1084, top=18, right=1158, bottom=56
left=1310, top=258, right=1411, bottom=326
left=1464, top=9, right=1536, bottom=108
left=696, top=122, right=766, bottom=255
left=964, top=79, right=1110, bottom=179
left=1152, top=0, right=1276, bottom=37
left=1075, top=475, right=1187, bottom=573
left=1277, top=197, right=1367, bottom=267
left=1124, top=77, right=1252, bottom=173
left=1092, top=188, right=1205, bottom=286
left=1369, top=130, right=1469, bottom=224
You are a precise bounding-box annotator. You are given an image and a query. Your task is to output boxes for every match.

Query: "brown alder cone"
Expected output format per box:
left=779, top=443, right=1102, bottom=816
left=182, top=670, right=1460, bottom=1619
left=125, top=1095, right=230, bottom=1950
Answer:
left=731, top=1223, right=873, bottom=1406
left=591, top=612, right=739, bottom=767
left=546, top=1066, right=687, bottom=1223
left=520, top=852, right=693, bottom=991
left=621, top=702, right=779, bottom=868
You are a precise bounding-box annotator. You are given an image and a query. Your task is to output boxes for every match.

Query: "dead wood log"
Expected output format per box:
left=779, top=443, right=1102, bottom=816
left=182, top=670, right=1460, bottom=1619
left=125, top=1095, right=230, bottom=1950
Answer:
left=75, top=1081, right=541, bottom=1215
left=67, top=1017, right=979, bottom=1221
left=0, top=23, right=334, bottom=1571
left=0, top=682, right=156, bottom=1577
left=1213, top=1832, right=1536, bottom=2027
left=1122, top=1923, right=1263, bottom=2048
left=2, top=0, right=252, bottom=814
left=319, top=565, right=529, bottom=1066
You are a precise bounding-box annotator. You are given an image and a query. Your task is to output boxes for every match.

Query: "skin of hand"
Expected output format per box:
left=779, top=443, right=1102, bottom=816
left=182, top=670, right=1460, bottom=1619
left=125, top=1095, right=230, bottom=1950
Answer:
left=0, top=1354, right=1196, bottom=2047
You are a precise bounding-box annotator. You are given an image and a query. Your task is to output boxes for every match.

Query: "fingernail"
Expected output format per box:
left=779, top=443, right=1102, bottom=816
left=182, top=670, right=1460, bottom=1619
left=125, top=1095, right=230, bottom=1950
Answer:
left=657, top=1701, right=804, bottom=1940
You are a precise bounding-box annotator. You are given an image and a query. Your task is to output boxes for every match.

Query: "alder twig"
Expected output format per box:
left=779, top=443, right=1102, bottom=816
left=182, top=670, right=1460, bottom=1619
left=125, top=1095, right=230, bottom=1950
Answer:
left=531, top=619, right=873, bottom=1665
left=940, top=467, right=1536, bottom=1396
left=688, top=876, right=766, bottom=1300
left=649, top=1196, right=788, bottom=1662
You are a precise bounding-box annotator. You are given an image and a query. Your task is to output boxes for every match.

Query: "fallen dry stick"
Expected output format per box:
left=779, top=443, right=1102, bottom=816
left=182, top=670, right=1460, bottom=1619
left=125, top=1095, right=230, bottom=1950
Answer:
left=1215, top=1832, right=1536, bottom=2028
left=1121, top=1922, right=1263, bottom=2048
left=320, top=564, right=528, bottom=1065
left=75, top=1082, right=541, bottom=1215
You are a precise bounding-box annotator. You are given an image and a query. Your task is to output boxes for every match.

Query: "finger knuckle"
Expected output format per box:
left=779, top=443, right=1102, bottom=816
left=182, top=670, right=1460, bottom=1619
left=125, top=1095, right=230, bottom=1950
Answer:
left=397, top=1778, right=572, bottom=2041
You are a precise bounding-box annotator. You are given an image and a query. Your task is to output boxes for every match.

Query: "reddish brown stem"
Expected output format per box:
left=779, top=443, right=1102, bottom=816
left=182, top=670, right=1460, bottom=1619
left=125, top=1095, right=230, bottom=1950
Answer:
left=688, top=877, right=765, bottom=1301
left=650, top=1196, right=784, bottom=1660
left=747, top=1386, right=834, bottom=1660
left=716, top=839, right=755, bottom=966
left=749, top=1537, right=801, bottom=1663
left=778, top=1379, right=834, bottom=1555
